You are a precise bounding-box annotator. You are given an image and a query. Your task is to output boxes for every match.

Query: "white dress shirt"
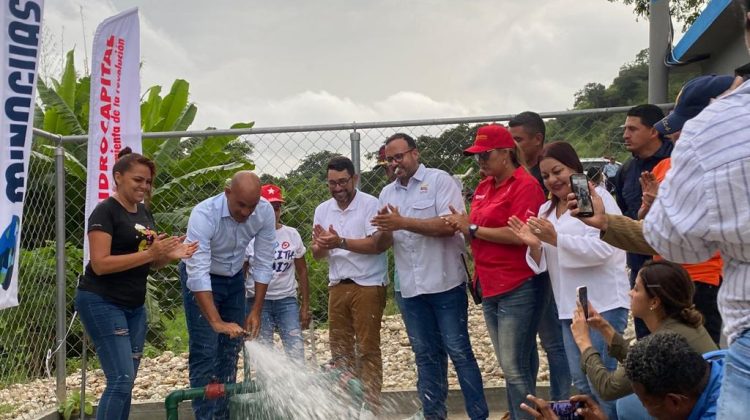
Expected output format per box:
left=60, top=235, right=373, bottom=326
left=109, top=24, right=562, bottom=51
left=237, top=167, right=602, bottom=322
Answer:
left=645, top=80, right=750, bottom=343
left=378, top=164, right=467, bottom=298
left=185, top=193, right=276, bottom=292
left=526, top=186, right=630, bottom=319
left=313, top=190, right=387, bottom=287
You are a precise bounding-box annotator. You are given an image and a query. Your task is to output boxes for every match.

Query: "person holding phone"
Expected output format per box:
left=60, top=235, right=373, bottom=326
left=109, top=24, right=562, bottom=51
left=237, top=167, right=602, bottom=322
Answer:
left=443, top=124, right=545, bottom=420
left=508, top=141, right=630, bottom=420
left=569, top=261, right=716, bottom=418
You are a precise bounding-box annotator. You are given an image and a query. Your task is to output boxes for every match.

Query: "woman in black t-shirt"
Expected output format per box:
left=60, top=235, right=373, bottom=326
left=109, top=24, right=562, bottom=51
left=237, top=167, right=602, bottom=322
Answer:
left=75, top=148, right=197, bottom=420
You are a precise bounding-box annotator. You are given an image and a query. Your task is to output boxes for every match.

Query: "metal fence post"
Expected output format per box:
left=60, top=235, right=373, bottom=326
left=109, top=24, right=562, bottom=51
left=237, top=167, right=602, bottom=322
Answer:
left=80, top=334, right=86, bottom=420
left=350, top=130, right=361, bottom=188
left=648, top=0, right=669, bottom=103
left=55, top=137, right=67, bottom=405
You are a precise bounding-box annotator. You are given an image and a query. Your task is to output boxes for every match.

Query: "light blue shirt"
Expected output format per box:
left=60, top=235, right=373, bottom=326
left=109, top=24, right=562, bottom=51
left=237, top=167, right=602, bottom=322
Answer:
left=602, top=162, right=620, bottom=178
left=185, top=192, right=275, bottom=292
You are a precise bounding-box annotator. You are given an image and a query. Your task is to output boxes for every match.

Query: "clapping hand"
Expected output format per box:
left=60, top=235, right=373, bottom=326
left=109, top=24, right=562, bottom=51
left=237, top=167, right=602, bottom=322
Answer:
left=527, top=217, right=557, bottom=246
left=148, top=233, right=181, bottom=259
left=370, top=204, right=404, bottom=232
left=441, top=205, right=470, bottom=235
left=166, top=236, right=199, bottom=260
left=508, top=216, right=542, bottom=249
left=639, top=171, right=659, bottom=200
left=313, top=224, right=341, bottom=250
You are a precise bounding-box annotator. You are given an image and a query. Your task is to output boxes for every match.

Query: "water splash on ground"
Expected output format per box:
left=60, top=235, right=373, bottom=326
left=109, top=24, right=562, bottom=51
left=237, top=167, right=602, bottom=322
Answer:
left=232, top=340, right=365, bottom=419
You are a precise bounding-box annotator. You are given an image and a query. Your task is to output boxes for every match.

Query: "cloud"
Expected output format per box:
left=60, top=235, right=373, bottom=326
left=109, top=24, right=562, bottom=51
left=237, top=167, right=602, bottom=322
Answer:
left=197, top=90, right=480, bottom=129
left=46, top=0, right=650, bottom=133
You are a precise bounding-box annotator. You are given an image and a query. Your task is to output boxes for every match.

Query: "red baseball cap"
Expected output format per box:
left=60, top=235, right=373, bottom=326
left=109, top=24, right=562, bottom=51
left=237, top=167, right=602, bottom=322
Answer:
left=261, top=184, right=284, bottom=203
left=377, top=145, right=387, bottom=165
left=463, top=124, right=515, bottom=155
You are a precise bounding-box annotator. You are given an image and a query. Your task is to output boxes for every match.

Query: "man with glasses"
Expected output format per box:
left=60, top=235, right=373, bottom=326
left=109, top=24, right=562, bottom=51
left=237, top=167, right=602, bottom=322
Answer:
left=372, top=133, right=489, bottom=420
left=245, top=184, right=310, bottom=362
left=311, top=155, right=391, bottom=414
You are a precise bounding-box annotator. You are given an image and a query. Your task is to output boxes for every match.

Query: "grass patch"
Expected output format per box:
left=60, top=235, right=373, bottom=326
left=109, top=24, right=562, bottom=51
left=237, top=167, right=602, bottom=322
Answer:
left=0, top=403, right=15, bottom=415
left=162, top=310, right=189, bottom=354
left=67, top=355, right=101, bottom=373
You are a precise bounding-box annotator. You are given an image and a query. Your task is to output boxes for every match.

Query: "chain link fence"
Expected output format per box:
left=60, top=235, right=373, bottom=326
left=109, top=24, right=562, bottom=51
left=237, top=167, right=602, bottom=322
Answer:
left=0, top=105, right=639, bottom=417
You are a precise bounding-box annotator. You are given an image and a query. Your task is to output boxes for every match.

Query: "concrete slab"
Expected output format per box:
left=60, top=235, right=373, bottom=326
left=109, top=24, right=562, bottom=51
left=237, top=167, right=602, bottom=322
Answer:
left=34, top=386, right=551, bottom=419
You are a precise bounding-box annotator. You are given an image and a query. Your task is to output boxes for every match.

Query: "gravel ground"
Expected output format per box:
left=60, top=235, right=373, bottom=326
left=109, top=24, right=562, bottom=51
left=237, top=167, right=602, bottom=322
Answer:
left=0, top=304, right=634, bottom=419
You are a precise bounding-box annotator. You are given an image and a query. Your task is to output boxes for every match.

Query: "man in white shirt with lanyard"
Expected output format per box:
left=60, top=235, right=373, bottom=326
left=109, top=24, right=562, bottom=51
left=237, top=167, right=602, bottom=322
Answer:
left=311, top=155, right=391, bottom=413
left=643, top=4, right=750, bottom=416
left=372, top=133, right=489, bottom=420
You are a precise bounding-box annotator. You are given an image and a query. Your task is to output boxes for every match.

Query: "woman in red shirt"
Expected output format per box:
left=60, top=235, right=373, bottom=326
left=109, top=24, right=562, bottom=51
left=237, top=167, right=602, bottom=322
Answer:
left=445, top=124, right=546, bottom=419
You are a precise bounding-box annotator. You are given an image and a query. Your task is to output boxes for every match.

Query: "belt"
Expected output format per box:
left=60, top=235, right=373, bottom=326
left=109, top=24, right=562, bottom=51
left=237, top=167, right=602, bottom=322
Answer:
left=338, top=278, right=355, bottom=285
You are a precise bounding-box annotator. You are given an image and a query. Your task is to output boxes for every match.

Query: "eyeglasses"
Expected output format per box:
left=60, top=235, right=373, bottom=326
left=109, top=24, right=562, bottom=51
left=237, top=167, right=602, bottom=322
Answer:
left=326, top=177, right=352, bottom=188
left=384, top=148, right=415, bottom=164
left=474, top=149, right=497, bottom=162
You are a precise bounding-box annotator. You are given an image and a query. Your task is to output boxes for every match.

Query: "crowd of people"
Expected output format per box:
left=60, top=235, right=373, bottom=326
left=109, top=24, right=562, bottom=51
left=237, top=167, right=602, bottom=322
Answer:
left=72, top=2, right=750, bottom=419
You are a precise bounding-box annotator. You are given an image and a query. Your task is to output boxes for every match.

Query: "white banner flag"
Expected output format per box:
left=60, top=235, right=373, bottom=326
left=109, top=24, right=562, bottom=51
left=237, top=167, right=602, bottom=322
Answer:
left=84, top=7, right=141, bottom=265
left=0, top=0, right=45, bottom=310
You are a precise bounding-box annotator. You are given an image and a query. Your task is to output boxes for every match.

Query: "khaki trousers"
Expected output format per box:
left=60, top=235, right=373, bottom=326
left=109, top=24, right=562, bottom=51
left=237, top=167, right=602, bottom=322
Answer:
left=328, top=282, right=386, bottom=407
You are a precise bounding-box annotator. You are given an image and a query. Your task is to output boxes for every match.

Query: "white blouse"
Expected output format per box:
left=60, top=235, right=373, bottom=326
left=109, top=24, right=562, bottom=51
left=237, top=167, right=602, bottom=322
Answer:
left=526, top=186, right=630, bottom=319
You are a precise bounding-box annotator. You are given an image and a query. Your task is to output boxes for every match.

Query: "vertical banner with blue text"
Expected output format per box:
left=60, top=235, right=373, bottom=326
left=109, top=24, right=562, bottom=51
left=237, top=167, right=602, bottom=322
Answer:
left=84, top=8, right=141, bottom=265
left=0, top=0, right=45, bottom=310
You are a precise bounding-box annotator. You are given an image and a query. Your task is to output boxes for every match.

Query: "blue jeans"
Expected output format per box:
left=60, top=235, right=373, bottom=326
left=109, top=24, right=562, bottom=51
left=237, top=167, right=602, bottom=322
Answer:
left=179, top=262, right=246, bottom=420
left=75, top=289, right=146, bottom=420
left=483, top=278, right=541, bottom=420
left=534, top=272, right=571, bottom=400
left=401, top=284, right=488, bottom=420
left=247, top=296, right=304, bottom=362
left=615, top=393, right=653, bottom=420
left=718, top=329, right=750, bottom=418
left=561, top=307, right=628, bottom=420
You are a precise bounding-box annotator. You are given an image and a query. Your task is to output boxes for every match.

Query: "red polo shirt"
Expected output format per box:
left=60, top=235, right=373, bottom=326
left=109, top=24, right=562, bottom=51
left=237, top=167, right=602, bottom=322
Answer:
left=470, top=166, right=545, bottom=298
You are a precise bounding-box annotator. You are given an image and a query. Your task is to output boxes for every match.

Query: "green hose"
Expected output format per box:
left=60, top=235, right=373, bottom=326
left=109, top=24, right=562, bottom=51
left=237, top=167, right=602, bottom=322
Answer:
left=164, top=381, right=258, bottom=420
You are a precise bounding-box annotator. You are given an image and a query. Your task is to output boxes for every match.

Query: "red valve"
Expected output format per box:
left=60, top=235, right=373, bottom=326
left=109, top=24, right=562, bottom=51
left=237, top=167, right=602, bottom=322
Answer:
left=204, top=383, right=226, bottom=400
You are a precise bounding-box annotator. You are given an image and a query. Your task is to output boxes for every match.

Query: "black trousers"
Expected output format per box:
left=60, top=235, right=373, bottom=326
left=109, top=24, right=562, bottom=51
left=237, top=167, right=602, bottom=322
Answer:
left=693, top=279, right=722, bottom=346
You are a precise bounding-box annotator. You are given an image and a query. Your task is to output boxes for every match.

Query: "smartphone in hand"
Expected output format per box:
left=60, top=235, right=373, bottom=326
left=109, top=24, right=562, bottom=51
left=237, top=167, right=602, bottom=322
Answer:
left=570, top=173, right=594, bottom=217
left=577, top=286, right=589, bottom=319
left=550, top=400, right=583, bottom=420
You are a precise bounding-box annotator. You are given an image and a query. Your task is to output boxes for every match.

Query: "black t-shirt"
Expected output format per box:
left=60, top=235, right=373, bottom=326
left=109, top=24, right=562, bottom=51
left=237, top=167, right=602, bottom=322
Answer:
left=530, top=163, right=549, bottom=196
left=78, top=197, right=156, bottom=308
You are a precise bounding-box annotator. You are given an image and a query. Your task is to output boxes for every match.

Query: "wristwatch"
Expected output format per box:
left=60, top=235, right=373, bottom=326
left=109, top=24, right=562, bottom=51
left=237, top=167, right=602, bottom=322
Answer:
left=468, top=224, right=479, bottom=240
left=338, top=237, right=348, bottom=250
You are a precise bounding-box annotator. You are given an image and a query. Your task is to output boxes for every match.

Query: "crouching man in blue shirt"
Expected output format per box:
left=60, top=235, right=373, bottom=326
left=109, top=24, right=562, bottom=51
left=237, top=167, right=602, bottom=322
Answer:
left=623, top=332, right=724, bottom=420
left=179, top=171, right=276, bottom=420
left=523, top=332, right=724, bottom=420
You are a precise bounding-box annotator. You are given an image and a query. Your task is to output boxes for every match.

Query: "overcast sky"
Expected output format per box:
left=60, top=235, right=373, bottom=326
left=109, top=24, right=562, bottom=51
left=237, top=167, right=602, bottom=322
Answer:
left=41, top=0, right=665, bottom=131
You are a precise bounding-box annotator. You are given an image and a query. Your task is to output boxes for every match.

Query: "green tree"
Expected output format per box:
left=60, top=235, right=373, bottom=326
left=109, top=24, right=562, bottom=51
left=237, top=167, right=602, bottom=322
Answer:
left=609, top=0, right=708, bottom=27
left=8, top=51, right=254, bottom=377
left=550, top=48, right=698, bottom=161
